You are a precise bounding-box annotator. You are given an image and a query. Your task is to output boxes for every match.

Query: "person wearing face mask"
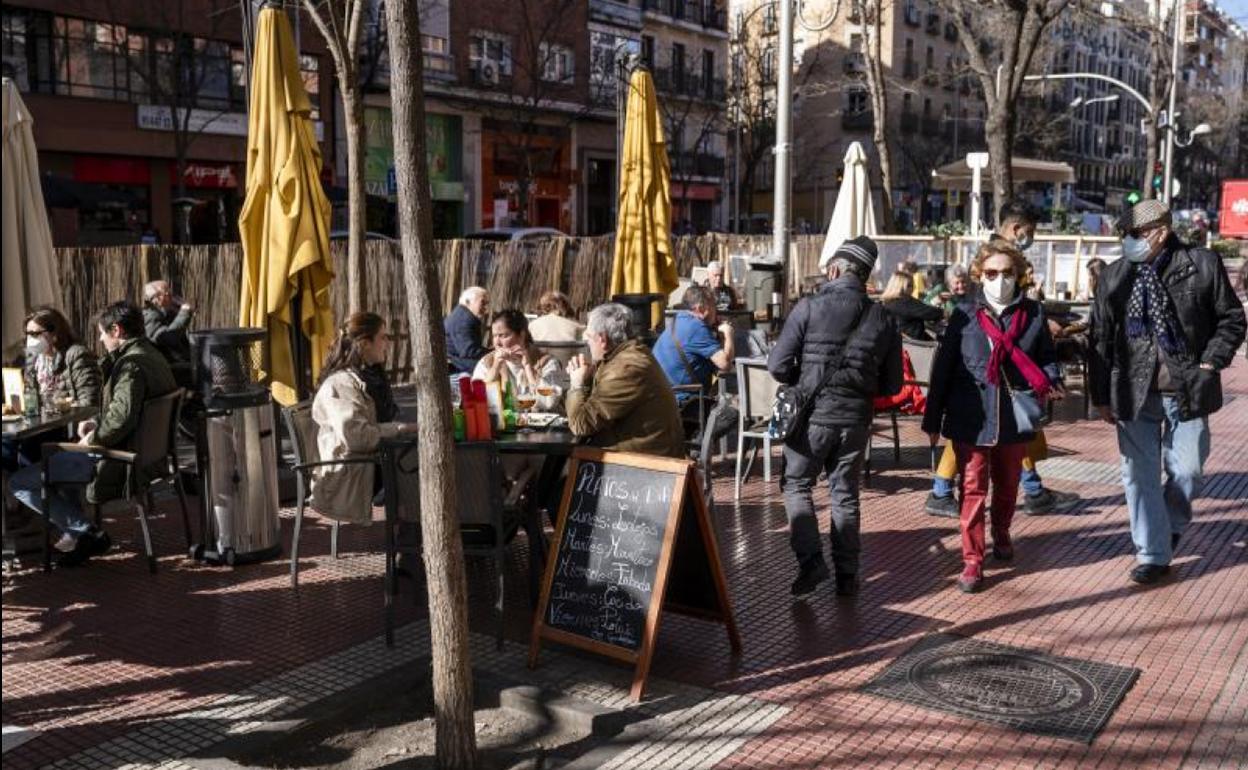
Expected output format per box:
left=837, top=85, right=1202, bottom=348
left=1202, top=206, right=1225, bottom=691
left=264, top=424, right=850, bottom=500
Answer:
left=3, top=308, right=102, bottom=472
left=1088, top=199, right=1245, bottom=585
left=923, top=204, right=1077, bottom=519
left=923, top=241, right=1064, bottom=593
left=7, top=302, right=176, bottom=567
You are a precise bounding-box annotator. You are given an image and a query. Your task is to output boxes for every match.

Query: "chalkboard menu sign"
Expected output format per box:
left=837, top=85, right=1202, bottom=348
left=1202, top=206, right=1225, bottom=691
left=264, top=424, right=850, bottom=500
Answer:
left=529, top=448, right=741, bottom=701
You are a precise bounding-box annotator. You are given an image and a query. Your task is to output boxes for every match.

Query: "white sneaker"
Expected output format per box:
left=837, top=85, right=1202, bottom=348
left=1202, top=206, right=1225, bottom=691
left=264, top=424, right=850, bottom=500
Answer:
left=53, top=533, right=78, bottom=553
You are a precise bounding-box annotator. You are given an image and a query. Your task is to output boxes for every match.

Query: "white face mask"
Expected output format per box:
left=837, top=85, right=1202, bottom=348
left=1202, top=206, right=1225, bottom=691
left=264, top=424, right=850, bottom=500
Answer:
left=1122, top=235, right=1152, bottom=263
left=26, top=335, right=49, bottom=356
left=1015, top=234, right=1033, bottom=252
left=983, top=275, right=1017, bottom=306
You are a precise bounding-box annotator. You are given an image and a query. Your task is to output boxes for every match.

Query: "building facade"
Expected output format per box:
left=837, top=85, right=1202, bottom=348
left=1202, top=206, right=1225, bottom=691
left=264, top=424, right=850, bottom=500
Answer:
left=731, top=0, right=986, bottom=232
left=1, top=0, right=334, bottom=247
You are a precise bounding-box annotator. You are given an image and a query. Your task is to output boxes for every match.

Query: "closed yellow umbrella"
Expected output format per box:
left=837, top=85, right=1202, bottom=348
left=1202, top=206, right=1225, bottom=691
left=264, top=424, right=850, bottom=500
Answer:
left=610, top=69, right=677, bottom=324
left=238, top=6, right=334, bottom=406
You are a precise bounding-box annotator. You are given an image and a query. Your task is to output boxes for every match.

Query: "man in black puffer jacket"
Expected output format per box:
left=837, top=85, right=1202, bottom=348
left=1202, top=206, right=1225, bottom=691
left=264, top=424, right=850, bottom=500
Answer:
left=768, top=236, right=902, bottom=597
left=1089, top=199, right=1245, bottom=585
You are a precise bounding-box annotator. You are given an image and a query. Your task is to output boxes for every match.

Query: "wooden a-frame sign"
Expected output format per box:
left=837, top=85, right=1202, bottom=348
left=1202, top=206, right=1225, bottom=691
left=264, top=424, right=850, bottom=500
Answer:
left=528, top=447, right=741, bottom=701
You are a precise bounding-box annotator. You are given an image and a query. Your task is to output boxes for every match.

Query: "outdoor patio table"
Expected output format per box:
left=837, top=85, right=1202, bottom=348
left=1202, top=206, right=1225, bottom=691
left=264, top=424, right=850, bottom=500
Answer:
left=378, top=427, right=582, bottom=646
left=2, top=406, right=97, bottom=442
left=2, top=406, right=99, bottom=566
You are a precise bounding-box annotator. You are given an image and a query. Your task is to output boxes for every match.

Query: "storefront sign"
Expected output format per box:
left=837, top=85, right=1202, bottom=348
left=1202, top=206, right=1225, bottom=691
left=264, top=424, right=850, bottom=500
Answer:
left=1219, top=180, right=1248, bottom=238
left=177, top=163, right=238, bottom=189
left=365, top=107, right=462, bottom=198
left=137, top=105, right=324, bottom=141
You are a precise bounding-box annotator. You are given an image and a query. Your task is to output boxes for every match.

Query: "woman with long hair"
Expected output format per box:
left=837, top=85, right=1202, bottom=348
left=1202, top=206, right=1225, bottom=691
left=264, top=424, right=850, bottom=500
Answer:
left=880, top=270, right=943, bottom=341
left=311, top=312, right=415, bottom=524
left=473, top=309, right=566, bottom=411
left=3, top=307, right=101, bottom=471
left=922, top=241, right=1064, bottom=593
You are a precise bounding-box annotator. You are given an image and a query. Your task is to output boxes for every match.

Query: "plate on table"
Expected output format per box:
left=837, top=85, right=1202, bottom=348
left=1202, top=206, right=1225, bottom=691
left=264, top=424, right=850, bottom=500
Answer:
left=517, top=412, right=560, bottom=428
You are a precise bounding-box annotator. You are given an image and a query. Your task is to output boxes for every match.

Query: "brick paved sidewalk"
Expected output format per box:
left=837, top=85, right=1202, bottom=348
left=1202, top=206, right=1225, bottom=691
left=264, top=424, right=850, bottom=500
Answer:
left=3, top=358, right=1246, bottom=770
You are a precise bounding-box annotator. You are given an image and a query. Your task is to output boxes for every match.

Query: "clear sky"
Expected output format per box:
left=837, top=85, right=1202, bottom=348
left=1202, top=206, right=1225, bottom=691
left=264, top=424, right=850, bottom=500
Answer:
left=1222, top=0, right=1248, bottom=27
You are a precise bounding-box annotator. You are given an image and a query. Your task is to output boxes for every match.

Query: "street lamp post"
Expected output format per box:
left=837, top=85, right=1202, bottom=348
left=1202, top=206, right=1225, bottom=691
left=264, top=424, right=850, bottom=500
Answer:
left=1162, top=0, right=1182, bottom=205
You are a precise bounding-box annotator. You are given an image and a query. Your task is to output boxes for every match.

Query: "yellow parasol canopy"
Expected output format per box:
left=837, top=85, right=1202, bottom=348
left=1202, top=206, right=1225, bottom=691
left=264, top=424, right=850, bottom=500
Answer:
left=610, top=69, right=677, bottom=319
left=238, top=6, right=334, bottom=406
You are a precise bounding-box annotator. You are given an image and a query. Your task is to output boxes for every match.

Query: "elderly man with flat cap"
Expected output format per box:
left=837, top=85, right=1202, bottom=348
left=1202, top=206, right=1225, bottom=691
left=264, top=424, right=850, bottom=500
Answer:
left=1089, top=199, right=1245, bottom=584
left=768, top=235, right=902, bottom=597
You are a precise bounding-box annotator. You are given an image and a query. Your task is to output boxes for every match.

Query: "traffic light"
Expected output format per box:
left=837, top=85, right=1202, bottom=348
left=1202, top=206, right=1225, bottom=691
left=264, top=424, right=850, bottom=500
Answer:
left=1151, top=161, right=1163, bottom=191
left=1125, top=190, right=1142, bottom=205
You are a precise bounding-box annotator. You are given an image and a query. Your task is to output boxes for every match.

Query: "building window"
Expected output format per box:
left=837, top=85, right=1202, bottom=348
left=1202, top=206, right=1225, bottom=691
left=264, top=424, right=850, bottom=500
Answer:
left=671, top=42, right=685, bottom=78
left=761, top=45, right=775, bottom=83
left=469, top=30, right=513, bottom=81
left=52, top=17, right=130, bottom=100
left=590, top=30, right=639, bottom=105
left=846, top=86, right=868, bottom=114
left=539, top=42, right=574, bottom=83
left=641, top=34, right=654, bottom=68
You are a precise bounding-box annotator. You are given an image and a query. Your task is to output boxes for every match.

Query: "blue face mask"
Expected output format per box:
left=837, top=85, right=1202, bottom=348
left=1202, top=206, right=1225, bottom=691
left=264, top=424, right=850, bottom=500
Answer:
left=1122, top=235, right=1152, bottom=263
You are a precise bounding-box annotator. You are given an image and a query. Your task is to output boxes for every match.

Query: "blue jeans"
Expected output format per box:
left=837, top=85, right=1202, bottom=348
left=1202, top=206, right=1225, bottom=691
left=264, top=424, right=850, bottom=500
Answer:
left=1116, top=393, right=1210, bottom=566
left=8, top=453, right=96, bottom=536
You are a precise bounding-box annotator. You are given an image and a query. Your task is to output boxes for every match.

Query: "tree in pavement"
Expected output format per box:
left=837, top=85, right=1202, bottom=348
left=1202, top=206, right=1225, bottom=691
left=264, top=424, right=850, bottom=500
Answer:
left=300, top=0, right=368, bottom=313
left=940, top=0, right=1080, bottom=216
left=383, top=0, right=478, bottom=767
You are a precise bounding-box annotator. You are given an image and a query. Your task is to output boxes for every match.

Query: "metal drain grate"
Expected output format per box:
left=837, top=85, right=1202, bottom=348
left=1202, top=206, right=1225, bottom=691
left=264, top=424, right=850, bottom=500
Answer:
left=861, top=633, right=1140, bottom=744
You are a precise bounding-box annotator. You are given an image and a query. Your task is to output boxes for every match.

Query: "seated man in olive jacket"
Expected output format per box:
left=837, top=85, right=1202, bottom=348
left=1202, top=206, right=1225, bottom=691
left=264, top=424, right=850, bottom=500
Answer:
left=565, top=303, right=685, bottom=459
left=7, top=301, right=177, bottom=567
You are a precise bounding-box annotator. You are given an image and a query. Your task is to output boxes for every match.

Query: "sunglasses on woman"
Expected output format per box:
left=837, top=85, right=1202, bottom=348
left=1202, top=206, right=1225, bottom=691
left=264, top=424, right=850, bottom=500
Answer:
left=981, top=268, right=1014, bottom=280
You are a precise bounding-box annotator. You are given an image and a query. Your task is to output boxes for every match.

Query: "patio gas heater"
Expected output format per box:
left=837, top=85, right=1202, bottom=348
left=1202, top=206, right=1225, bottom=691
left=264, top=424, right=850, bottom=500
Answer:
left=189, top=328, right=281, bottom=565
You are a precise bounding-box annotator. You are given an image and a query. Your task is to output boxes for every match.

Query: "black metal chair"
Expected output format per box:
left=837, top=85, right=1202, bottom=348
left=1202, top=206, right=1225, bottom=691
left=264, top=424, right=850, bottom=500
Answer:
left=41, top=389, right=191, bottom=574
left=382, top=441, right=537, bottom=649
left=281, top=400, right=378, bottom=588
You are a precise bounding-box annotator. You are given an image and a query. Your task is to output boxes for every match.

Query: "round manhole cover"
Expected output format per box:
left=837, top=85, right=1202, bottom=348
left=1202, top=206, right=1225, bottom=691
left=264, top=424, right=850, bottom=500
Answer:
left=908, top=651, right=1098, bottom=717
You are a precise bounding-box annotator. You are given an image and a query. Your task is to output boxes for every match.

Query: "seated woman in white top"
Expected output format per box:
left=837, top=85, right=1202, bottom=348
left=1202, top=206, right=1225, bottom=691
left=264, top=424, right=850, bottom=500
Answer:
left=527, top=291, right=584, bottom=343
left=311, top=312, right=417, bottom=523
left=472, top=309, right=566, bottom=412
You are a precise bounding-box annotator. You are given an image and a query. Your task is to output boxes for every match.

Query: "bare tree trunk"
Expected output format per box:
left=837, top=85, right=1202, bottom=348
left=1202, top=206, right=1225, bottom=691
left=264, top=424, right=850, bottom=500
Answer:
left=384, top=0, right=478, bottom=767
left=985, top=111, right=1014, bottom=220
left=860, top=0, right=894, bottom=232
left=342, top=83, right=367, bottom=312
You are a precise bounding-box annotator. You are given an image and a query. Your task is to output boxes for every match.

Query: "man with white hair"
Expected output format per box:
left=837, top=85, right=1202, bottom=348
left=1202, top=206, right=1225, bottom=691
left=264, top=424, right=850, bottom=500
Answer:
left=143, top=279, right=194, bottom=365
left=703, top=261, right=741, bottom=311
left=565, top=303, right=684, bottom=458
left=444, top=286, right=490, bottom=373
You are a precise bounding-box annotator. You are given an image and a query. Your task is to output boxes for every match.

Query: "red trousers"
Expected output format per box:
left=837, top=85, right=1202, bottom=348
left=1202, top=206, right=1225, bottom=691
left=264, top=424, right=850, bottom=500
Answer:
left=954, top=441, right=1028, bottom=569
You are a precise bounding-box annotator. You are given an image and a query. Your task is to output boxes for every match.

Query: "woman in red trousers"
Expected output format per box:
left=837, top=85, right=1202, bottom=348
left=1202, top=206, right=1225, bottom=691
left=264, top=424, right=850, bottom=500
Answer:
left=922, top=240, right=1065, bottom=592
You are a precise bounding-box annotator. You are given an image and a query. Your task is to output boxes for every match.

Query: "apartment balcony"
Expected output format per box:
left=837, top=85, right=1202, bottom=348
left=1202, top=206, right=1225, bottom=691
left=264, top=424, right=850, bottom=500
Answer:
left=942, top=72, right=956, bottom=90
left=926, top=12, right=941, bottom=35
left=590, top=0, right=643, bottom=29
left=922, top=69, right=939, bottom=86
left=671, top=152, right=726, bottom=178
left=642, top=0, right=727, bottom=31
left=844, top=53, right=866, bottom=74
left=842, top=110, right=873, bottom=131
left=653, top=67, right=727, bottom=101
left=904, top=5, right=921, bottom=26
left=900, top=110, right=919, bottom=133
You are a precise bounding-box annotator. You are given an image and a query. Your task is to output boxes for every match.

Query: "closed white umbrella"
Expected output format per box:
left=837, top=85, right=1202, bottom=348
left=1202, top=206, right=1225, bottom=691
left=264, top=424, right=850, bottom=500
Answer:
left=818, top=141, right=878, bottom=269
left=2, top=78, right=61, bottom=359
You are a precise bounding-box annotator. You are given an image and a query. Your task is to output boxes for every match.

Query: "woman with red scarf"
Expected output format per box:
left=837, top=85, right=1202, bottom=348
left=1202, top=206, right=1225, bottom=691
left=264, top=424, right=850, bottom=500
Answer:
left=922, top=240, right=1065, bottom=593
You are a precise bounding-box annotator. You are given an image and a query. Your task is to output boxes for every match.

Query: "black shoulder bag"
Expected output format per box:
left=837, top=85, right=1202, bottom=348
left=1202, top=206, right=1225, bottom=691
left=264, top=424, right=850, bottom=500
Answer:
left=768, top=303, right=871, bottom=444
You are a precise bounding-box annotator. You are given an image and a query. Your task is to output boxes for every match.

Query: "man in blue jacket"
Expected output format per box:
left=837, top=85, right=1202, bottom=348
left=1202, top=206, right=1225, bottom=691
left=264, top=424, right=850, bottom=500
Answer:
left=768, top=236, right=903, bottom=597
left=444, top=286, right=490, bottom=373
